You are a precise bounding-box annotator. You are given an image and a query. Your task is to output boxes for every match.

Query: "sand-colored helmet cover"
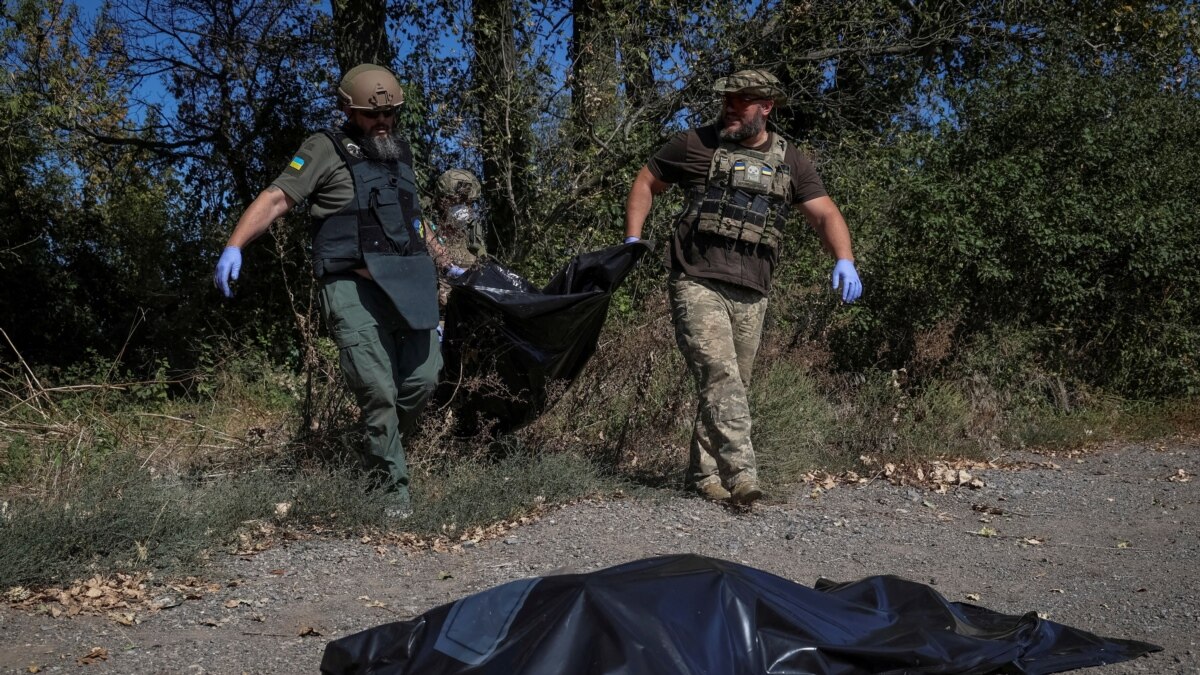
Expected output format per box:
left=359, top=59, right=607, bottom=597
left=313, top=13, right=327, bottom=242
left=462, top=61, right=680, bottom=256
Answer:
left=436, top=169, right=482, bottom=201
left=338, top=64, right=405, bottom=110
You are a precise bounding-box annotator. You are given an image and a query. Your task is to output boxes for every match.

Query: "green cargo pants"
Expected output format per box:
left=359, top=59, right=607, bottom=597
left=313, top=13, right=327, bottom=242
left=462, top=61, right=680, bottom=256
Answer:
left=319, top=274, right=442, bottom=501
left=668, top=272, right=768, bottom=492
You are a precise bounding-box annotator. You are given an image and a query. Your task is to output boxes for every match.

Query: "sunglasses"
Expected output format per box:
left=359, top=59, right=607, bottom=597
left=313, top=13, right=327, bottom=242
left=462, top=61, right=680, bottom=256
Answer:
left=723, top=94, right=768, bottom=108
left=359, top=108, right=398, bottom=120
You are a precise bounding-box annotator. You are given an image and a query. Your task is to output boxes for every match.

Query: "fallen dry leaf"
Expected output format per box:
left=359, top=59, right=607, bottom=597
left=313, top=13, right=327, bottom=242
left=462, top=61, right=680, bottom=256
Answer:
left=77, top=647, right=108, bottom=665
left=1117, top=540, right=1131, bottom=549
left=1168, top=469, right=1191, bottom=483
left=108, top=611, right=136, bottom=626
left=976, top=526, right=998, bottom=538
left=27, top=664, right=40, bottom=673
left=298, top=625, right=322, bottom=637
left=965, top=593, right=981, bottom=602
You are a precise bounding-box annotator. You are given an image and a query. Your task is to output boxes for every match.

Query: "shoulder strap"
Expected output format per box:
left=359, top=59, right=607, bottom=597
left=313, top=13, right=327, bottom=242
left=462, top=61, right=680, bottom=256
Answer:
left=708, top=145, right=733, bottom=182
left=321, top=129, right=366, bottom=168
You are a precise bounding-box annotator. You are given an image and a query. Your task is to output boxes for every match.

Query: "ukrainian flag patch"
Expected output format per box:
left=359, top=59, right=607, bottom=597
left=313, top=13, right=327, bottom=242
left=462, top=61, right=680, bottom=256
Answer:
left=733, top=160, right=746, bottom=171
left=289, top=156, right=306, bottom=171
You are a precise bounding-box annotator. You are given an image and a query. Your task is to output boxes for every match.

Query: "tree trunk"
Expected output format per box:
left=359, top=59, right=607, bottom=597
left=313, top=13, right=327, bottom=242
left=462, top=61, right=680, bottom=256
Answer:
left=472, top=0, right=532, bottom=258
left=570, top=0, right=619, bottom=151
left=330, top=0, right=394, bottom=74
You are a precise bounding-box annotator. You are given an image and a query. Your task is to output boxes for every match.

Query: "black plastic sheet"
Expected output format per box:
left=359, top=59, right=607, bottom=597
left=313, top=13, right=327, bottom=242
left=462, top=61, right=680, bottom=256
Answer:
left=438, top=241, right=651, bottom=433
left=321, top=554, right=1159, bottom=675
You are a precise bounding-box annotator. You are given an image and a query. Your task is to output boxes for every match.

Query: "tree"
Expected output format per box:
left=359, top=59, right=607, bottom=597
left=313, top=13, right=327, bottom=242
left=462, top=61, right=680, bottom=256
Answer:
left=471, top=0, right=534, bottom=257
left=331, top=0, right=393, bottom=74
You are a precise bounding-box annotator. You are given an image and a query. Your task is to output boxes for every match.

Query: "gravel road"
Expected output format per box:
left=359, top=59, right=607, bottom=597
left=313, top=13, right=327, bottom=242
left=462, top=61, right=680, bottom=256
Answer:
left=1, top=439, right=1196, bottom=674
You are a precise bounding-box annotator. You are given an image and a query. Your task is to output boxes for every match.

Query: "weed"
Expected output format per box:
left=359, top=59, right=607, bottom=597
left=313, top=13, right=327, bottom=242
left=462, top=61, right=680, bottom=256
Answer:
left=2, top=298, right=1195, bottom=589
left=407, top=448, right=614, bottom=534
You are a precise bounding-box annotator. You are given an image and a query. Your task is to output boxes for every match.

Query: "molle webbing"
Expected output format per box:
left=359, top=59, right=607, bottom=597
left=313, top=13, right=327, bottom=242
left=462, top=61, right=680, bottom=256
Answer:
left=690, top=135, right=792, bottom=250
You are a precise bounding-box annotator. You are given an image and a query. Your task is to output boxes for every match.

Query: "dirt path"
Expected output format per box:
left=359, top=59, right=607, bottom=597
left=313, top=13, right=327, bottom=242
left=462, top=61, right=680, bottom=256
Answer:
left=1, top=440, right=1197, bottom=674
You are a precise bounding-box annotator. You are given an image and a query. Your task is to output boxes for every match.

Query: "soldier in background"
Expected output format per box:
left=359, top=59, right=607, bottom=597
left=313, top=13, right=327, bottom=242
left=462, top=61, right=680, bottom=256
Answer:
left=623, top=69, right=863, bottom=506
left=427, top=169, right=486, bottom=306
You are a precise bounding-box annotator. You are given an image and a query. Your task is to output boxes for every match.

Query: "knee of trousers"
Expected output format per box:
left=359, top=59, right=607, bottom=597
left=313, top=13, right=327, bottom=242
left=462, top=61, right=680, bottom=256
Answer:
left=697, top=384, right=751, bottom=423
left=397, top=369, right=438, bottom=402
left=704, top=413, right=752, bottom=439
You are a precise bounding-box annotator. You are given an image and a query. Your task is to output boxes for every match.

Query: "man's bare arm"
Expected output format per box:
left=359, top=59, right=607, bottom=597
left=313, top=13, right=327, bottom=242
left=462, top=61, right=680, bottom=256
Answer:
left=800, top=195, right=854, bottom=261
left=224, top=186, right=296, bottom=249
left=624, top=166, right=670, bottom=240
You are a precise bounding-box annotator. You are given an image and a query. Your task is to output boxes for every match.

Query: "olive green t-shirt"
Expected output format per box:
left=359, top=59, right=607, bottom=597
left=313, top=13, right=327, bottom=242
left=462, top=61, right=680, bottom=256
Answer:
left=271, top=132, right=356, bottom=218
left=646, top=124, right=828, bottom=293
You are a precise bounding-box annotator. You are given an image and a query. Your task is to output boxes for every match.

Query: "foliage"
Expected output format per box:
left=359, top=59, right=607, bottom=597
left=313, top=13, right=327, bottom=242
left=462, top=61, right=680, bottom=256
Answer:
left=824, top=64, right=1200, bottom=397
left=3, top=0, right=1196, bottom=399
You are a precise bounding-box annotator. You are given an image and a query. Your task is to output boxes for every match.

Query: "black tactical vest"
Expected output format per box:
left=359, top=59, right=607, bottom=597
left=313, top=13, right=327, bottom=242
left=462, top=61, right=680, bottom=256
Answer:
left=309, top=130, right=428, bottom=278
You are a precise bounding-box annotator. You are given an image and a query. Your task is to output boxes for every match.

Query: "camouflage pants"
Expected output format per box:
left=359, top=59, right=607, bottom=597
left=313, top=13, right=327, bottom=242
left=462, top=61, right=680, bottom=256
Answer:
left=319, top=275, right=442, bottom=501
left=668, top=272, right=768, bottom=491
left=436, top=236, right=478, bottom=307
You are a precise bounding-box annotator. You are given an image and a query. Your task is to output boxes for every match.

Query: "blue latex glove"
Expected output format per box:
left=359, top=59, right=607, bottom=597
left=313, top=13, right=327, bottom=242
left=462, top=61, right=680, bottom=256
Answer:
left=624, top=236, right=640, bottom=244
left=213, top=246, right=242, bottom=298
left=446, top=264, right=466, bottom=278
left=832, top=259, right=862, bottom=303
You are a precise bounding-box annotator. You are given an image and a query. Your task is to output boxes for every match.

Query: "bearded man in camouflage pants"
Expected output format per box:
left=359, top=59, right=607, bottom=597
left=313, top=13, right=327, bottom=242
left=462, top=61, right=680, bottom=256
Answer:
left=623, top=69, right=863, bottom=505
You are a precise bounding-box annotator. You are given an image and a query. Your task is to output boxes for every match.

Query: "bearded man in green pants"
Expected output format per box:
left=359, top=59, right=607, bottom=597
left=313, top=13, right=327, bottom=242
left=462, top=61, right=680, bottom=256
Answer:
left=214, top=64, right=459, bottom=518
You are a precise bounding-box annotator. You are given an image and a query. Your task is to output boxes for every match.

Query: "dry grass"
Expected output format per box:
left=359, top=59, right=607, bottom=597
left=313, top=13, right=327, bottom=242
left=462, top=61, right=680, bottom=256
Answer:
left=2, top=311, right=1195, bottom=588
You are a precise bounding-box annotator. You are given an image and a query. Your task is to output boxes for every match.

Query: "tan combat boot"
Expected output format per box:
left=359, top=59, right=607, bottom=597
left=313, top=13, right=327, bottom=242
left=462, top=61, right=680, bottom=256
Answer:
left=730, top=481, right=764, bottom=505
left=696, top=481, right=731, bottom=502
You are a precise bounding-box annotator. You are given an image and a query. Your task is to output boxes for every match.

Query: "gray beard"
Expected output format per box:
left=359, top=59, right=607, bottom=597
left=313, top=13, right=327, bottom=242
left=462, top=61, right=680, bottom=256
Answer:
left=717, top=111, right=766, bottom=142
left=359, top=131, right=406, bottom=162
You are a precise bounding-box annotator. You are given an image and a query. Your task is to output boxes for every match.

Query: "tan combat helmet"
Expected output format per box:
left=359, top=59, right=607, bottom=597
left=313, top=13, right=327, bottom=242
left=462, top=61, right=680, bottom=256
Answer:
left=436, top=169, right=482, bottom=201
left=337, top=64, right=405, bottom=111
left=713, top=69, right=787, bottom=104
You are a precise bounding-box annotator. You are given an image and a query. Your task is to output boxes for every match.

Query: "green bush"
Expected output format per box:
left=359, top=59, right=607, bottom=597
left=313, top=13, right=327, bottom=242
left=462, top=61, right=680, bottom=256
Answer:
left=818, top=65, right=1200, bottom=398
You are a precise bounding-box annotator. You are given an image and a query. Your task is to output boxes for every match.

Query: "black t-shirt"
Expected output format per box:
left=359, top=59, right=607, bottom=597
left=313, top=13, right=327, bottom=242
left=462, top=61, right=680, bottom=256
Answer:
left=647, top=124, right=828, bottom=293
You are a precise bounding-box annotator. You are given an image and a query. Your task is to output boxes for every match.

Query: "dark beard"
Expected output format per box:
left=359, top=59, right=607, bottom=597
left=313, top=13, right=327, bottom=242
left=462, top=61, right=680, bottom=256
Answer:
left=359, top=131, right=406, bottom=162
left=344, top=122, right=406, bottom=162
left=718, top=110, right=766, bottom=142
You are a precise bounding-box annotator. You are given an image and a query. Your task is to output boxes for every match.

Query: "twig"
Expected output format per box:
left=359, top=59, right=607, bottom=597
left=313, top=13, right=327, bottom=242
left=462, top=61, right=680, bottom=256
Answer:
left=0, top=326, right=51, bottom=419
left=102, top=308, right=145, bottom=389
left=132, top=413, right=241, bottom=442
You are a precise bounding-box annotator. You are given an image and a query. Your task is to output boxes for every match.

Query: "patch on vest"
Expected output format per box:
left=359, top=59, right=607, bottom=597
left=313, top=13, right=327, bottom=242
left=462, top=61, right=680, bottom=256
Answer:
left=344, top=141, right=363, bottom=158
